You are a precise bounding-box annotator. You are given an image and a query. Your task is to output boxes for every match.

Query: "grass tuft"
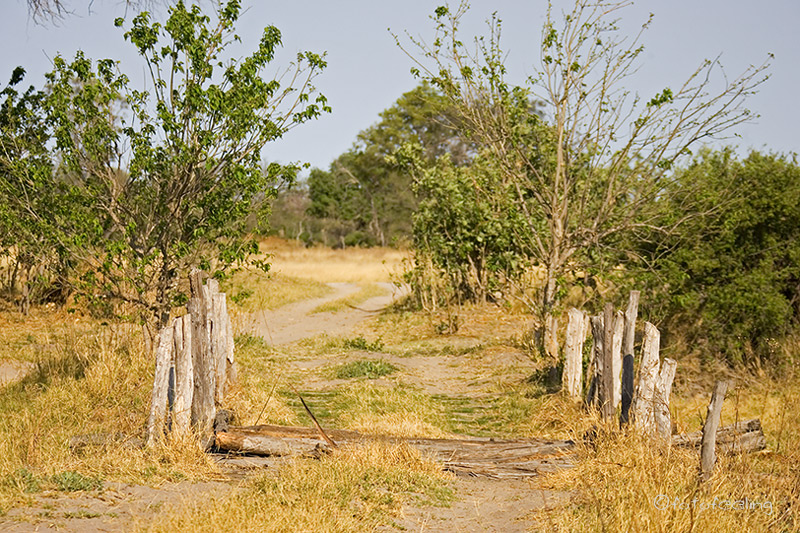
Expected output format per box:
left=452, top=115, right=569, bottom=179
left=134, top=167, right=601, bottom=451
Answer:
left=333, top=359, right=397, bottom=380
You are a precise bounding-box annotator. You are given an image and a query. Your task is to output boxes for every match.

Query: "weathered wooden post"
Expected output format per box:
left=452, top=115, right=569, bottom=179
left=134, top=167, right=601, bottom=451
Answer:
left=611, top=310, right=624, bottom=409
left=146, top=326, right=174, bottom=446
left=586, top=315, right=605, bottom=407
left=619, top=291, right=640, bottom=426
left=633, top=322, right=661, bottom=433
left=622, top=291, right=639, bottom=359
left=654, top=358, right=677, bottom=439
left=563, top=308, right=587, bottom=399
left=172, top=314, right=194, bottom=435
left=189, top=270, right=216, bottom=447
left=700, top=381, right=728, bottom=481
left=599, top=303, right=616, bottom=420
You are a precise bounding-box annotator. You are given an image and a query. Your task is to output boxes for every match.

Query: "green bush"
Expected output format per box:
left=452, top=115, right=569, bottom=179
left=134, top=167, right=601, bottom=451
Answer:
left=633, top=149, right=800, bottom=364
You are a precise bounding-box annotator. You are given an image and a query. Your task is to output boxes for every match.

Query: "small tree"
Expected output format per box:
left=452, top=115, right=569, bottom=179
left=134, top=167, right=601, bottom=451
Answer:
left=43, top=0, right=330, bottom=326
left=398, top=1, right=770, bottom=357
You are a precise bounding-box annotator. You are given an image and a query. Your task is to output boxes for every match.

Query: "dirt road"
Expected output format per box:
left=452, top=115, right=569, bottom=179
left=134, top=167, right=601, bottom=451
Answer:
left=240, top=282, right=407, bottom=345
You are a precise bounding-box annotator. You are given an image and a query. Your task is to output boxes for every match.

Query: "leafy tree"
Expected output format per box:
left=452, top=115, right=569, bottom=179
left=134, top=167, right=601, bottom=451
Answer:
left=305, top=82, right=468, bottom=247
left=0, top=68, right=58, bottom=309
left=633, top=150, right=800, bottom=365
left=37, top=0, right=329, bottom=325
left=398, top=147, right=525, bottom=308
left=398, top=1, right=770, bottom=357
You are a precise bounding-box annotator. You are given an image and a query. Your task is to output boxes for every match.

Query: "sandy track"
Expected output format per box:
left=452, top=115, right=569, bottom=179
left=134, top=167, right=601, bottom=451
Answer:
left=240, top=281, right=407, bottom=345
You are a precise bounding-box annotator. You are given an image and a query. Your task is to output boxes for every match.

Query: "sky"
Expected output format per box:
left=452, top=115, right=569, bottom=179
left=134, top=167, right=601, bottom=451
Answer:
left=2, top=0, right=798, bottom=172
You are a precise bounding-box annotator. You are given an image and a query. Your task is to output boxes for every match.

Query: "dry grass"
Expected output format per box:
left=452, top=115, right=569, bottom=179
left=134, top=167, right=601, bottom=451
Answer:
left=334, top=383, right=452, bottom=439
left=0, top=311, right=224, bottom=512
left=310, top=283, right=389, bottom=314
left=0, top=243, right=797, bottom=532
left=260, top=237, right=408, bottom=283
left=143, top=441, right=453, bottom=533
left=222, top=268, right=332, bottom=313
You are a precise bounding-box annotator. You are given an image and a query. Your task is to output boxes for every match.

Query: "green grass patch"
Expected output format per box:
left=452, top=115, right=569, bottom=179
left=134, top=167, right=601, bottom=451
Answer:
left=342, top=335, right=385, bottom=352
left=310, top=283, right=388, bottom=314
left=333, top=359, right=398, bottom=380
left=51, top=471, right=103, bottom=492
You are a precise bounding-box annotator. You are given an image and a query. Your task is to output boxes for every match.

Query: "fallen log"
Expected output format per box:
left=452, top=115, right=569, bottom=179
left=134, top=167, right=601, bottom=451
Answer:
left=672, top=418, right=766, bottom=454
left=214, top=424, right=576, bottom=479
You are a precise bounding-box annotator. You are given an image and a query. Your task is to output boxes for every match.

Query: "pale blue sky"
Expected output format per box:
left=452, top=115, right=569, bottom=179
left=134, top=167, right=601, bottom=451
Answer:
left=2, top=1, right=798, bottom=171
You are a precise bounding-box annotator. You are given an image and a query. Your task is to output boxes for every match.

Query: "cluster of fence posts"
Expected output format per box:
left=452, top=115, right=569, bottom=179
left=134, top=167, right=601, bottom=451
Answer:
left=561, top=290, right=677, bottom=437
left=560, top=291, right=747, bottom=480
left=146, top=270, right=237, bottom=448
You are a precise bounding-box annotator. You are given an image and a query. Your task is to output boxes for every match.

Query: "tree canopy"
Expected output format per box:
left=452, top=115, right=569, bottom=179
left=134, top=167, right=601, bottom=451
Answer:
left=1, top=0, right=329, bottom=325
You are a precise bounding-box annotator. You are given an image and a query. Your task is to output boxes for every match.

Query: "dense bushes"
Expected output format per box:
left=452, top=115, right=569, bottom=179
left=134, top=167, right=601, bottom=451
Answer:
left=634, top=150, right=800, bottom=364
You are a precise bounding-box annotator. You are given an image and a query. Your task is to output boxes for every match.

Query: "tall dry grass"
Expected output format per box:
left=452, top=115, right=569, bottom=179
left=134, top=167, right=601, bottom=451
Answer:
left=259, top=237, right=408, bottom=284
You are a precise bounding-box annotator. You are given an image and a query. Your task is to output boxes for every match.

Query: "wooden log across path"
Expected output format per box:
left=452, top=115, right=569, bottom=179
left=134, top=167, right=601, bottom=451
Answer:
left=214, top=418, right=767, bottom=479
left=215, top=425, right=576, bottom=479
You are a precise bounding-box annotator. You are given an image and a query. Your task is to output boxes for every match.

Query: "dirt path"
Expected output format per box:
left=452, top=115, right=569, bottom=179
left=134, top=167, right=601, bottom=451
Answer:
left=240, top=282, right=407, bottom=345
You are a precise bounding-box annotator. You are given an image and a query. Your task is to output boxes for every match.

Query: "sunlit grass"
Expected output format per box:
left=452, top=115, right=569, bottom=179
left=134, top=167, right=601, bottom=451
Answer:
left=222, top=268, right=332, bottom=312
left=144, top=441, right=453, bottom=533
left=310, top=283, right=389, bottom=314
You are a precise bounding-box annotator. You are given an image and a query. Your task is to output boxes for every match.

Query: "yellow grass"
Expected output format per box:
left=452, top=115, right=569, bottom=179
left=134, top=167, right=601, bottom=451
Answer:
left=143, top=442, right=453, bottom=533
left=259, top=237, right=408, bottom=284
left=310, top=283, right=389, bottom=314
left=222, top=268, right=332, bottom=313
left=0, top=243, right=797, bottom=532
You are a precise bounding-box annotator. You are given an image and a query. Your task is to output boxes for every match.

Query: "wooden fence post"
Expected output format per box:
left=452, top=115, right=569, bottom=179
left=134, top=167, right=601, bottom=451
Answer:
left=563, top=308, right=587, bottom=399
left=172, top=314, right=194, bottom=435
left=633, top=322, right=661, bottom=433
left=611, top=310, right=624, bottom=409
left=146, top=326, right=174, bottom=447
left=620, top=353, right=635, bottom=427
left=189, top=270, right=216, bottom=447
left=600, top=303, right=616, bottom=420
left=654, top=358, right=677, bottom=439
left=587, top=315, right=605, bottom=407
left=700, top=381, right=728, bottom=481
left=622, top=291, right=639, bottom=359
left=212, top=292, right=229, bottom=403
